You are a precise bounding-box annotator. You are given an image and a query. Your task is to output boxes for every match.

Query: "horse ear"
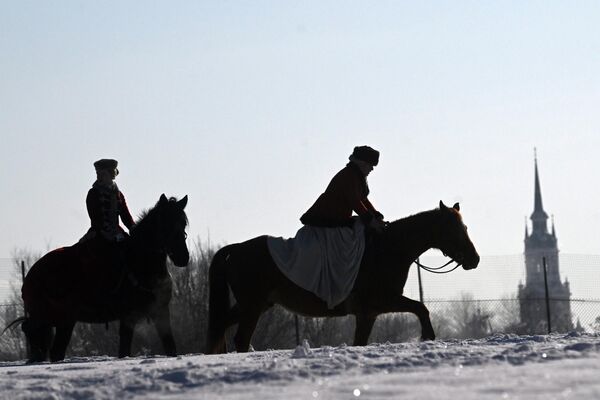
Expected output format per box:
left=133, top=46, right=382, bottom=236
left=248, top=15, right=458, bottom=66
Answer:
left=178, top=195, right=188, bottom=209
left=159, top=194, right=168, bottom=204
left=453, top=202, right=460, bottom=211
left=439, top=200, right=448, bottom=210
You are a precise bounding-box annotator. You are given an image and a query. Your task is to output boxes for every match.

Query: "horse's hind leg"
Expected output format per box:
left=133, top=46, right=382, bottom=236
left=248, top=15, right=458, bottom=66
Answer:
left=207, top=309, right=238, bottom=354
left=207, top=305, right=236, bottom=354
left=354, top=314, right=377, bottom=346
left=119, top=317, right=137, bottom=358
left=50, top=321, right=75, bottom=362
left=226, top=303, right=241, bottom=327
left=208, top=326, right=227, bottom=354
left=153, top=307, right=176, bottom=357
left=234, top=306, right=263, bottom=352
left=22, top=318, right=53, bottom=363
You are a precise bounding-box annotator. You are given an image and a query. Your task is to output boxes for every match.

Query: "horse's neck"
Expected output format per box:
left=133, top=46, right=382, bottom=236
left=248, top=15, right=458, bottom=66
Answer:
left=128, top=226, right=167, bottom=272
left=383, top=210, right=440, bottom=262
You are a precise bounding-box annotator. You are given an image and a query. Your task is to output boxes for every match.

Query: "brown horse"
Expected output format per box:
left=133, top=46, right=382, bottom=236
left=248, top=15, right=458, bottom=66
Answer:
left=19, top=195, right=189, bottom=362
left=207, top=201, right=479, bottom=353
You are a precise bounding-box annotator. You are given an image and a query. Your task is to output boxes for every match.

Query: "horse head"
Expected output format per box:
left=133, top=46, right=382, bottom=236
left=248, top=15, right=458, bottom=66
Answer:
left=434, top=200, right=480, bottom=270
left=154, top=194, right=190, bottom=267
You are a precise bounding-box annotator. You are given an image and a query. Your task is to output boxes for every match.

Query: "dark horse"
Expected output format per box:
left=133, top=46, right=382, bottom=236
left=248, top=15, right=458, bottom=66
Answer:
left=18, top=194, right=189, bottom=363
left=208, top=201, right=480, bottom=353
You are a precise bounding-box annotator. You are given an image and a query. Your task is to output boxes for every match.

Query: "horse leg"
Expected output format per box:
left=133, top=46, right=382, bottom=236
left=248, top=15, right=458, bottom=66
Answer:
left=50, top=321, right=75, bottom=362
left=208, top=326, right=227, bottom=355
left=353, top=314, right=378, bottom=346
left=207, top=248, right=232, bottom=355
left=207, top=303, right=240, bottom=354
left=22, top=318, right=53, bottom=363
left=233, top=306, right=262, bottom=352
left=153, top=307, right=177, bottom=357
left=226, top=303, right=241, bottom=327
left=388, top=296, right=435, bottom=340
left=119, top=317, right=137, bottom=358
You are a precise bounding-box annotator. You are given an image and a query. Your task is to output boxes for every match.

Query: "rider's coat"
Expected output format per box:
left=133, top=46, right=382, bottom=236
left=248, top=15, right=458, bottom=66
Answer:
left=85, top=181, right=135, bottom=241
left=300, top=163, right=380, bottom=227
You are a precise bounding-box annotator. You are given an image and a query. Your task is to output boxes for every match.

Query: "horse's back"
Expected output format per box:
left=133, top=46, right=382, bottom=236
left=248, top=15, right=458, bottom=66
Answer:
left=23, top=247, right=74, bottom=300
left=22, top=241, right=114, bottom=317
left=212, top=235, right=283, bottom=296
left=212, top=235, right=269, bottom=267
left=215, top=234, right=352, bottom=317
left=21, top=246, right=85, bottom=323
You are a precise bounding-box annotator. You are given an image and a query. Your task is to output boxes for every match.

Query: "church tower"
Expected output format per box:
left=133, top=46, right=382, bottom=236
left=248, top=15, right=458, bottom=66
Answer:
left=518, top=152, right=573, bottom=333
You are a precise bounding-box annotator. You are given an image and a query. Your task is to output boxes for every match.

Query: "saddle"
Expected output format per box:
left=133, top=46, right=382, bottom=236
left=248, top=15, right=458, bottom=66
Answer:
left=52, top=238, right=129, bottom=302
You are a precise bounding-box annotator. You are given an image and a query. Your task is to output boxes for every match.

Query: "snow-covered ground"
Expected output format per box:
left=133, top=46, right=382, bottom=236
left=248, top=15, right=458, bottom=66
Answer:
left=1, top=332, right=600, bottom=399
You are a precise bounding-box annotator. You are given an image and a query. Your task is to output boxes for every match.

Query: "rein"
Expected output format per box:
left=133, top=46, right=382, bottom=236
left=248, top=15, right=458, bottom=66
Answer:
left=414, top=258, right=461, bottom=274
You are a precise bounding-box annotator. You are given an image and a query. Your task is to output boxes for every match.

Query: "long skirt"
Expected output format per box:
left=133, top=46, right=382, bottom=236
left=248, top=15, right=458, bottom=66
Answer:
left=267, top=218, right=365, bottom=309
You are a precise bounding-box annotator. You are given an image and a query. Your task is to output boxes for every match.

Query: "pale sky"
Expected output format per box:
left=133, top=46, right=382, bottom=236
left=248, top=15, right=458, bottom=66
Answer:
left=1, top=1, right=600, bottom=263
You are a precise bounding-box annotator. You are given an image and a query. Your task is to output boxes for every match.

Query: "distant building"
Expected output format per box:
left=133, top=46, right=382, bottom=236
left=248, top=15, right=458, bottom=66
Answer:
left=518, top=154, right=573, bottom=333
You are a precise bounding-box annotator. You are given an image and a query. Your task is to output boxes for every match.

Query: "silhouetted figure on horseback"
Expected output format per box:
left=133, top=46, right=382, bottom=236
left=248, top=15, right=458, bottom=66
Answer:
left=300, top=145, right=385, bottom=231
left=268, top=146, right=387, bottom=309
left=16, top=156, right=190, bottom=362
left=81, top=158, right=135, bottom=244
left=78, top=159, right=136, bottom=309
left=207, top=146, right=480, bottom=354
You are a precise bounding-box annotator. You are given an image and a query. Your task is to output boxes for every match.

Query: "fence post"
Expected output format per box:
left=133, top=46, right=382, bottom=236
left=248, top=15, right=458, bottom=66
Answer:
left=21, top=260, right=31, bottom=359
left=417, top=258, right=424, bottom=304
left=294, top=315, right=300, bottom=346
left=542, top=257, right=552, bottom=334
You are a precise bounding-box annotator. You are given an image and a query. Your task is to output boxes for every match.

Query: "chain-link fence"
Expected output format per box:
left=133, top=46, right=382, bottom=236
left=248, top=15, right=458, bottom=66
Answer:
left=1, top=252, right=599, bottom=359
left=407, top=253, right=600, bottom=336
left=0, top=258, right=23, bottom=307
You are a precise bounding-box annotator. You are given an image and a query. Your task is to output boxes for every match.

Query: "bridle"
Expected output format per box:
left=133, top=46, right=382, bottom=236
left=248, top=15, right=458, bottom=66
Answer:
left=415, top=223, right=465, bottom=274
left=414, top=257, right=462, bottom=274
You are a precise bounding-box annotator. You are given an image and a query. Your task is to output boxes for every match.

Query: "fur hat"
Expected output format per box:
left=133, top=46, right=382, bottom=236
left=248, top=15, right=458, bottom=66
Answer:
left=93, top=159, right=119, bottom=175
left=350, top=146, right=379, bottom=166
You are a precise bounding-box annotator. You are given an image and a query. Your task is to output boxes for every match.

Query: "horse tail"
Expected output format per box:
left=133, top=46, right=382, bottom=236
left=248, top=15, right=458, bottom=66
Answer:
left=207, top=246, right=233, bottom=354
left=2, top=316, right=27, bottom=336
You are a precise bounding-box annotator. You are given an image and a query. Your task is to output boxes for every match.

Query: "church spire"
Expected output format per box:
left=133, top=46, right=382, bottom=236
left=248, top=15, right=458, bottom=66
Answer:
left=533, top=149, right=544, bottom=214
left=530, top=148, right=549, bottom=234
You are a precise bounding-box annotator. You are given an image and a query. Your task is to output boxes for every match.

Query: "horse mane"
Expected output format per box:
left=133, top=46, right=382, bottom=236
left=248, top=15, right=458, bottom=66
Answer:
left=389, top=208, right=440, bottom=227
left=389, top=206, right=462, bottom=226
left=132, top=197, right=188, bottom=236
left=383, top=206, right=463, bottom=242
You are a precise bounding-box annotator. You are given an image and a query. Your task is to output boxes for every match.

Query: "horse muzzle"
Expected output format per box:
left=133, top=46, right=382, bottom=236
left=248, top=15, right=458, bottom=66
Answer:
left=168, top=251, right=189, bottom=268
left=461, top=253, right=480, bottom=270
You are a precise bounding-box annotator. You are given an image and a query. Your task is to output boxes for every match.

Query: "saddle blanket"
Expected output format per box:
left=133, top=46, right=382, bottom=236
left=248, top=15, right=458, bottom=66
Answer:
left=266, top=218, right=365, bottom=309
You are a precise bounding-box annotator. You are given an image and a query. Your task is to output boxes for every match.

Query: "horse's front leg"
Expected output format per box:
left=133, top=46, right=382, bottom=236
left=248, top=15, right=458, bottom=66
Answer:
left=119, top=317, right=137, bottom=357
left=385, top=295, right=435, bottom=341
left=153, top=306, right=177, bottom=357
left=50, top=320, right=76, bottom=362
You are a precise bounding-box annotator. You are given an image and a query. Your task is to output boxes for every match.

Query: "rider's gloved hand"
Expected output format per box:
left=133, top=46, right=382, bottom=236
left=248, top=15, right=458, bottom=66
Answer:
left=369, top=217, right=386, bottom=233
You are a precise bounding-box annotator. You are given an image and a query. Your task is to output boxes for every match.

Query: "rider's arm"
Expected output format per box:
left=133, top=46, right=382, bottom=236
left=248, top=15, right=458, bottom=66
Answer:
left=340, top=170, right=384, bottom=228
left=341, top=173, right=374, bottom=224
left=118, top=191, right=136, bottom=230
left=362, top=197, right=384, bottom=220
